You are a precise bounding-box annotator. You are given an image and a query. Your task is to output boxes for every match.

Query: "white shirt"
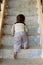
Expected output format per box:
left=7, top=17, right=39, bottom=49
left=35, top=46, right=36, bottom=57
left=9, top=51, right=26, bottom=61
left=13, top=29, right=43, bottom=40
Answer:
left=12, top=23, right=28, bottom=35
left=15, top=23, right=24, bottom=33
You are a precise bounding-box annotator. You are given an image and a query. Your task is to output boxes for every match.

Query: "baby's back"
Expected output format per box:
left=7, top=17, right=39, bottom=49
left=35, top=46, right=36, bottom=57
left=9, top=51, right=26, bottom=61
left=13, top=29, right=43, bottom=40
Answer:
left=15, top=23, right=25, bottom=33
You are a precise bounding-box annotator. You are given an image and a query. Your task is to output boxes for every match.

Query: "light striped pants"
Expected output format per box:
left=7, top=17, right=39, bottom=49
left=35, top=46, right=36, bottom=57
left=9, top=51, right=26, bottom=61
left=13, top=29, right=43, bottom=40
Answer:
left=13, top=32, right=28, bottom=52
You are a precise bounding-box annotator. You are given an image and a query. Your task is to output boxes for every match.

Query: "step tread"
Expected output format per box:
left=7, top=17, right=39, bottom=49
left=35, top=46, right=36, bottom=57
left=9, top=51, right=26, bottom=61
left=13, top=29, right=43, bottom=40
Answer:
left=0, top=49, right=41, bottom=59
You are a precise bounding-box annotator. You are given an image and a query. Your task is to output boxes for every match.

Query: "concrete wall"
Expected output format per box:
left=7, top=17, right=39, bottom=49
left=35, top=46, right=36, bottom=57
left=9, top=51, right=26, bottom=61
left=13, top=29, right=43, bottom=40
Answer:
left=37, top=0, right=43, bottom=57
left=37, top=0, right=43, bottom=47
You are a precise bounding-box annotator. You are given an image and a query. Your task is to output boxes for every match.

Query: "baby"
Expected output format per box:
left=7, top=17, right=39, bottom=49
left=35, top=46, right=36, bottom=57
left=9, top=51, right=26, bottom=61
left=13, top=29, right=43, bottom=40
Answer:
left=12, top=14, right=29, bottom=59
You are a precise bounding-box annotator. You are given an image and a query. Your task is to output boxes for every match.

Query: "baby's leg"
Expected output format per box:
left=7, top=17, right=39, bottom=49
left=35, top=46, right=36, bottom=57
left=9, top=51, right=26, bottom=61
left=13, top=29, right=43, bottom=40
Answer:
left=13, top=34, right=21, bottom=59
left=22, top=33, right=29, bottom=49
left=14, top=43, right=21, bottom=59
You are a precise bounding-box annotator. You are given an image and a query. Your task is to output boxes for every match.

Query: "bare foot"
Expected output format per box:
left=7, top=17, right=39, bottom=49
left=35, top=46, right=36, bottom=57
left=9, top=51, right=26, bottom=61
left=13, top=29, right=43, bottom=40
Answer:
left=24, top=46, right=30, bottom=49
left=14, top=52, right=17, bottom=59
left=21, top=46, right=30, bottom=49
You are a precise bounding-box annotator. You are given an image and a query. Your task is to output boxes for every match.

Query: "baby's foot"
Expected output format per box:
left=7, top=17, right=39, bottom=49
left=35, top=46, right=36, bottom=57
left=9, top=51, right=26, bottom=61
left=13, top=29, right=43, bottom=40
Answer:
left=14, top=52, right=17, bottom=59
left=24, top=46, right=30, bottom=49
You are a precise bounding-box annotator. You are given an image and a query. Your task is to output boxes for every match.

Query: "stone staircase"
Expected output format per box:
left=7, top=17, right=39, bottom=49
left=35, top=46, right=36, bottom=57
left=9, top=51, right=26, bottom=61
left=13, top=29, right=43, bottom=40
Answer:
left=0, top=0, right=43, bottom=65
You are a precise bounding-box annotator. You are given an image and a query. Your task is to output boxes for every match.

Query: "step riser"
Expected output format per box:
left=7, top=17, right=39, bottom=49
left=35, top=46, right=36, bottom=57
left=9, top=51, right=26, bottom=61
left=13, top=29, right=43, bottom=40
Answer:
left=0, top=49, right=41, bottom=59
left=7, top=7, right=38, bottom=13
left=8, top=0, right=37, bottom=4
left=8, top=5, right=37, bottom=9
left=4, top=16, right=38, bottom=26
left=8, top=2, right=36, bottom=6
left=2, top=36, right=40, bottom=46
left=6, top=11, right=37, bottom=16
left=7, top=8, right=37, bottom=12
left=3, top=25, right=40, bottom=35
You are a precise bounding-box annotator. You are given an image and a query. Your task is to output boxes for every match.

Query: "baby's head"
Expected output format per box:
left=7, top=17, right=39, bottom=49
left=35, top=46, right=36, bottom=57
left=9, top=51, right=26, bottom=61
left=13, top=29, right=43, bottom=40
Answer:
left=16, top=14, right=25, bottom=24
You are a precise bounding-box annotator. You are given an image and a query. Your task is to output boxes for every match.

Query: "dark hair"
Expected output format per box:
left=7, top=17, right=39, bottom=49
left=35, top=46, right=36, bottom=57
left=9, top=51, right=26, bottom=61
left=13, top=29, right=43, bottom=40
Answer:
left=15, top=14, right=25, bottom=24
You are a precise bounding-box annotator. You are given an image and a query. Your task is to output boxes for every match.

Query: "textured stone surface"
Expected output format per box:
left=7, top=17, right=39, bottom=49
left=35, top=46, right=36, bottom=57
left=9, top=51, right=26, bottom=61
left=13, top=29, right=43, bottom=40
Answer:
left=4, top=16, right=38, bottom=26
left=6, top=9, right=37, bottom=16
left=2, top=35, right=40, bottom=46
left=5, top=0, right=37, bottom=17
left=7, top=0, right=37, bottom=8
left=1, top=44, right=41, bottom=49
left=7, top=7, right=37, bottom=12
left=0, top=49, right=42, bottom=59
left=0, top=59, right=43, bottom=65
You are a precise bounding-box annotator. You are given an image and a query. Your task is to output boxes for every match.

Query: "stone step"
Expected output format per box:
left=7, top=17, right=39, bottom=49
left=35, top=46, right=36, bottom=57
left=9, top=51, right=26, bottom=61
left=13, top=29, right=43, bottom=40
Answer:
left=5, top=0, right=37, bottom=16
left=7, top=7, right=38, bottom=12
left=1, top=35, right=40, bottom=47
left=5, top=9, right=37, bottom=16
left=3, top=25, right=40, bottom=36
left=1, top=44, right=41, bottom=49
left=8, top=4, right=37, bottom=9
left=8, top=0, right=37, bottom=4
left=8, top=0, right=36, bottom=2
left=0, top=59, right=43, bottom=65
left=4, top=16, right=39, bottom=26
left=7, top=0, right=37, bottom=8
left=0, top=49, right=41, bottom=59
left=6, top=6, right=37, bottom=12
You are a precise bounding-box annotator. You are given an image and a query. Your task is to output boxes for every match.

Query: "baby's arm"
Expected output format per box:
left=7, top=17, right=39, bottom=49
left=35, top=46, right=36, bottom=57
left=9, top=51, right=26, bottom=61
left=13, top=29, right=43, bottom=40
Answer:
left=24, top=24, right=29, bottom=36
left=11, top=24, right=15, bottom=36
